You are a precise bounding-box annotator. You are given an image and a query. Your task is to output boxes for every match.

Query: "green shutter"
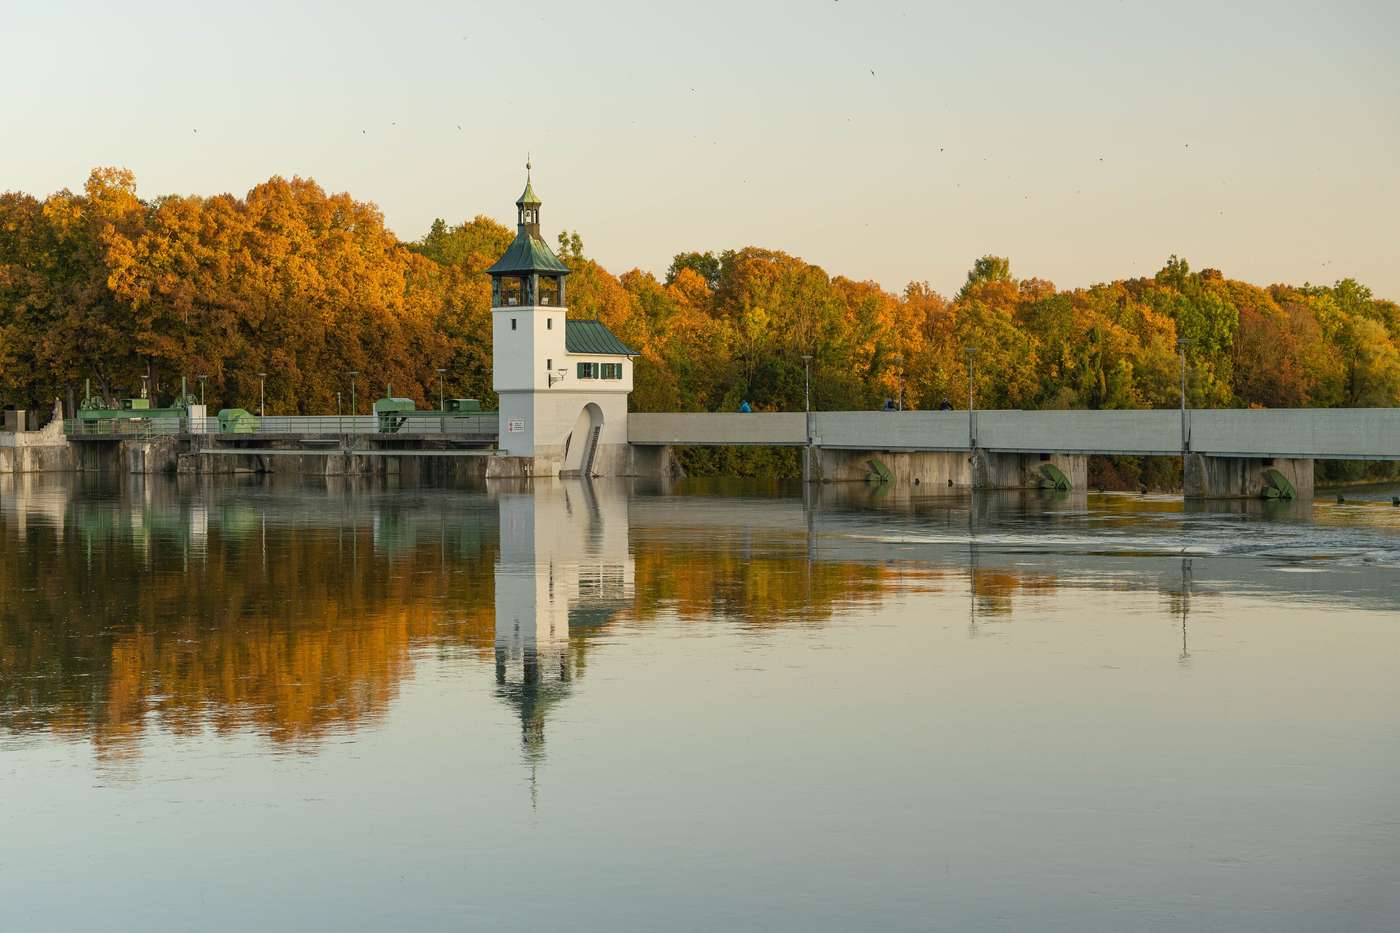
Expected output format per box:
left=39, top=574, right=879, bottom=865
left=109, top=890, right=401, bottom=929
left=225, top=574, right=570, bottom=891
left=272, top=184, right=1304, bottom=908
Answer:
left=577, top=362, right=586, bottom=378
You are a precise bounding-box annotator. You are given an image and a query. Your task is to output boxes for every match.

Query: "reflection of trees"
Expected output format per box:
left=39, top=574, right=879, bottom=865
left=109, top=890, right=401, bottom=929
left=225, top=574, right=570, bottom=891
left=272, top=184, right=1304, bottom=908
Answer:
left=3, top=482, right=1099, bottom=763
left=0, top=493, right=499, bottom=760
left=969, top=568, right=1058, bottom=617
left=627, top=528, right=946, bottom=625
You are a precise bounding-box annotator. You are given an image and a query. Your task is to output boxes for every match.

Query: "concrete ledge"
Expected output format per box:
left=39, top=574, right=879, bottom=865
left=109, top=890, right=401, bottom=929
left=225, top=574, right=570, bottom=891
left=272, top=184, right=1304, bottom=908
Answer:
left=633, top=408, right=1400, bottom=459
left=629, top=412, right=806, bottom=446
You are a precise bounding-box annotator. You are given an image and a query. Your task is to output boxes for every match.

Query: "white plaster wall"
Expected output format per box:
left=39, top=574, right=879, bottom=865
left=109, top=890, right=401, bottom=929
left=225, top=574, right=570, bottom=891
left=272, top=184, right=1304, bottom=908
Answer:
left=497, top=391, right=535, bottom=456
left=492, top=305, right=569, bottom=395
left=559, top=352, right=634, bottom=393
left=492, top=302, right=632, bottom=464
left=492, top=389, right=629, bottom=468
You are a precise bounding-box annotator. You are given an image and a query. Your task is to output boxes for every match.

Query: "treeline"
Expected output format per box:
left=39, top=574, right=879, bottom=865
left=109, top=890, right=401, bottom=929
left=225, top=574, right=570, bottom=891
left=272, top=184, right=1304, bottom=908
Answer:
left=4, top=168, right=1399, bottom=436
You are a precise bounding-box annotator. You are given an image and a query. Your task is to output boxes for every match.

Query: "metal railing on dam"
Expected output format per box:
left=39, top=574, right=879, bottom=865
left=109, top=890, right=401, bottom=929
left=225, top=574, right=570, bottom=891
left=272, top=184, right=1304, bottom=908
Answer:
left=628, top=409, right=1400, bottom=460
left=68, top=413, right=498, bottom=440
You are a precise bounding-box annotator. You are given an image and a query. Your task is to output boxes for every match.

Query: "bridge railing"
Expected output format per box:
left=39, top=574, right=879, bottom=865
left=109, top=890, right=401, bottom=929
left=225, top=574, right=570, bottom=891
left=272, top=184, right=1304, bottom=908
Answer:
left=204, top=414, right=499, bottom=437
left=629, top=408, right=1400, bottom=460
left=66, top=417, right=187, bottom=439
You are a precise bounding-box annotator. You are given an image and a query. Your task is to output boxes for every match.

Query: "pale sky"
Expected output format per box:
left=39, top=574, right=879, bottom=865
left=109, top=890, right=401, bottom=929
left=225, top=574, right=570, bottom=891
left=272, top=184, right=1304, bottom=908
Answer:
left=5, top=0, right=1398, bottom=299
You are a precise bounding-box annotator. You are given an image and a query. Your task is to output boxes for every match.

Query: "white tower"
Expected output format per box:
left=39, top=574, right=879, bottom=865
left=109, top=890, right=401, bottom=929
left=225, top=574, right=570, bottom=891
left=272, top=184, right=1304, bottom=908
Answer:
left=487, top=165, right=636, bottom=477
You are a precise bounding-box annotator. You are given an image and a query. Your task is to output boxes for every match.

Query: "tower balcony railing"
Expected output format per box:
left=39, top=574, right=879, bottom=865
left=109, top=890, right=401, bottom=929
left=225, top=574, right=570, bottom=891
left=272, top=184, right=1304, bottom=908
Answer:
left=493, top=295, right=558, bottom=308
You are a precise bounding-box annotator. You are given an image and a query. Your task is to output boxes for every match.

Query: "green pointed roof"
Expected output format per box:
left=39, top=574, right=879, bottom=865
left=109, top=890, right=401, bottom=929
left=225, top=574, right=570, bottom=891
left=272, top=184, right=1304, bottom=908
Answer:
left=486, top=232, right=571, bottom=276
left=488, top=165, right=566, bottom=276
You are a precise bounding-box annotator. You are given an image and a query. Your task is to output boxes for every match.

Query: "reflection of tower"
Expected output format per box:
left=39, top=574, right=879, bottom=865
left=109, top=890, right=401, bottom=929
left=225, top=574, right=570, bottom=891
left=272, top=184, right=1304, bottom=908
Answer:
left=493, top=480, right=634, bottom=799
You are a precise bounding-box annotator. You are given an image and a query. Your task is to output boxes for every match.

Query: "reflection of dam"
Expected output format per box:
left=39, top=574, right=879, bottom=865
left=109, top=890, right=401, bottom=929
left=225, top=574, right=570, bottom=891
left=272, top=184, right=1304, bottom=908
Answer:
left=3, top=475, right=1399, bottom=761
left=4, top=473, right=1399, bottom=619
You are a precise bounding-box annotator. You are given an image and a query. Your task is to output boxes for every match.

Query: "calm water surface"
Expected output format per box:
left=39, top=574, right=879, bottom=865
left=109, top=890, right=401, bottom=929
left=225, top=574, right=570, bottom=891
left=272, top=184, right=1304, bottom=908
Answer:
left=2, top=474, right=1399, bottom=932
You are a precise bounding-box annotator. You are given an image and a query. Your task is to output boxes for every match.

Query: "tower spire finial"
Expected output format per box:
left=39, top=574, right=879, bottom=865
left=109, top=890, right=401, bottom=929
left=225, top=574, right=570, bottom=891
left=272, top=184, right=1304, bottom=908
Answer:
left=526, top=154, right=532, bottom=178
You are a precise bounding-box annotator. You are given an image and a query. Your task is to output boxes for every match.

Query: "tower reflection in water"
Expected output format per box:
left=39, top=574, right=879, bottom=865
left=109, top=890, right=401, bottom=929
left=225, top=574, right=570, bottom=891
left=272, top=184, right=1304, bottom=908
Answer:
left=492, top=480, right=632, bottom=782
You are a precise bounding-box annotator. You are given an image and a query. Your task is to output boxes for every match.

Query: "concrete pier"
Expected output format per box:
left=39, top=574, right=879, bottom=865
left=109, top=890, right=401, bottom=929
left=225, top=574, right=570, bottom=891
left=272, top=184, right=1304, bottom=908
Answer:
left=809, top=448, right=1087, bottom=490
left=812, top=448, right=971, bottom=487
left=0, top=403, right=74, bottom=473
left=974, top=450, right=1089, bottom=491
left=1184, top=454, right=1314, bottom=500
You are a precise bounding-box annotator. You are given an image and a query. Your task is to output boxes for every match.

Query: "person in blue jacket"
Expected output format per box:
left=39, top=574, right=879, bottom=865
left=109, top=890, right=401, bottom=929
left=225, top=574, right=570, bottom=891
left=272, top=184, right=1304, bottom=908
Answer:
left=738, top=400, right=752, bottom=413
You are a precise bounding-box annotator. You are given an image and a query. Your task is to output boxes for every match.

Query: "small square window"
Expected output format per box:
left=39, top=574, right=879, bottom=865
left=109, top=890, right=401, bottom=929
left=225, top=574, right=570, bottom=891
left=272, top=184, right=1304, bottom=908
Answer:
left=511, top=318, right=517, bottom=331
left=547, top=317, right=553, bottom=330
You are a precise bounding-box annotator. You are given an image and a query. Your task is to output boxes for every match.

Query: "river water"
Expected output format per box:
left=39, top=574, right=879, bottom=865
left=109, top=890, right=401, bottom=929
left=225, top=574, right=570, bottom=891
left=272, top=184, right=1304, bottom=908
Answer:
left=2, top=474, right=1398, bottom=932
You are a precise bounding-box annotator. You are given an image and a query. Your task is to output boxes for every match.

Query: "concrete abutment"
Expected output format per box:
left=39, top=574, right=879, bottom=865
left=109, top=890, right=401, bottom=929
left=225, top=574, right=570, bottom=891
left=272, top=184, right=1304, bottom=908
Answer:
left=1183, top=454, right=1313, bottom=500
left=809, top=448, right=1088, bottom=490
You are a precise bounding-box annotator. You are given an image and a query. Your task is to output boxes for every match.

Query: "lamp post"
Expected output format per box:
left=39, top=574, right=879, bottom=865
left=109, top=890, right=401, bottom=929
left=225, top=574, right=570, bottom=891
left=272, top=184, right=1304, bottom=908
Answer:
left=256, top=372, right=267, bottom=418
left=892, top=353, right=904, bottom=411
left=964, top=346, right=979, bottom=448
left=197, top=374, right=208, bottom=407
left=348, top=370, right=359, bottom=422
left=802, top=354, right=813, bottom=485
left=1177, top=337, right=1190, bottom=454
left=1178, top=337, right=1192, bottom=492
left=436, top=368, right=447, bottom=412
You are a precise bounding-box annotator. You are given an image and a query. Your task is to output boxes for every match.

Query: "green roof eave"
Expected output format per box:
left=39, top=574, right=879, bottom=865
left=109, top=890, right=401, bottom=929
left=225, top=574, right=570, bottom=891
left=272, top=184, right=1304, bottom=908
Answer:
left=485, top=233, right=571, bottom=275
left=565, top=319, right=638, bottom=356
